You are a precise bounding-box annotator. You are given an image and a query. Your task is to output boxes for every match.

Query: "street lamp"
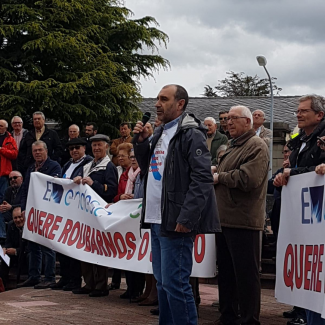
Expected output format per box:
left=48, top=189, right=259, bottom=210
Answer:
left=256, top=55, right=274, bottom=178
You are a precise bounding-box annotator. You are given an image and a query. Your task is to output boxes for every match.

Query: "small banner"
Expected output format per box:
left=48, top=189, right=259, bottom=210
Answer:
left=22, top=172, right=216, bottom=277
left=276, top=172, right=325, bottom=318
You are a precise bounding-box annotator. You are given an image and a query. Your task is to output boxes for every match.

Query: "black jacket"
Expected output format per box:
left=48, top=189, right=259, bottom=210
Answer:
left=288, top=120, right=325, bottom=175
left=18, top=126, right=63, bottom=175
left=76, top=156, right=118, bottom=203
left=134, top=112, right=221, bottom=237
left=5, top=220, right=22, bottom=251
left=62, top=155, right=93, bottom=179
left=2, top=185, right=22, bottom=223
left=21, top=158, right=62, bottom=211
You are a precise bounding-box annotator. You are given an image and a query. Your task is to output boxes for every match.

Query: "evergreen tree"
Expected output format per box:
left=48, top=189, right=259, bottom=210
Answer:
left=0, top=0, right=169, bottom=135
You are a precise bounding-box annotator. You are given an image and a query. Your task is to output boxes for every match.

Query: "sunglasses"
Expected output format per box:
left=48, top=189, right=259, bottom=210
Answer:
left=219, top=117, right=227, bottom=120
left=69, top=145, right=81, bottom=151
left=9, top=176, right=21, bottom=181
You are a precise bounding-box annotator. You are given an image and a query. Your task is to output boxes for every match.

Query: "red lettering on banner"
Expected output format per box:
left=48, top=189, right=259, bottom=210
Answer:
left=194, top=235, right=205, bottom=263
left=43, top=213, right=55, bottom=238
left=67, top=222, right=81, bottom=246
left=27, top=208, right=34, bottom=231
left=84, top=226, right=91, bottom=252
left=125, top=232, right=136, bottom=260
left=48, top=216, right=62, bottom=240
left=90, top=228, right=100, bottom=255
left=38, top=211, right=47, bottom=236
left=284, top=244, right=294, bottom=290
left=96, top=230, right=108, bottom=256
left=138, top=232, right=149, bottom=261
left=317, top=245, right=324, bottom=293
left=58, top=219, right=74, bottom=243
left=114, top=232, right=127, bottom=259
left=102, top=232, right=117, bottom=258
left=294, top=245, right=304, bottom=289
left=310, top=245, right=319, bottom=291
left=304, top=245, right=313, bottom=290
left=76, top=224, right=86, bottom=249
left=33, top=209, right=39, bottom=234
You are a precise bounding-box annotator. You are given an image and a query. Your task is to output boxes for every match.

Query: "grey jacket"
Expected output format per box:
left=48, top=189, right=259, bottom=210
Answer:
left=134, top=112, right=221, bottom=237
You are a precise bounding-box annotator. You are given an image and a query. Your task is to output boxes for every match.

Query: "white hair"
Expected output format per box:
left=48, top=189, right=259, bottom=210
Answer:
left=69, top=124, right=80, bottom=132
left=230, top=105, right=253, bottom=128
left=204, top=117, right=216, bottom=124
left=33, top=111, right=45, bottom=120
left=11, top=116, right=23, bottom=124
left=252, top=109, right=265, bottom=118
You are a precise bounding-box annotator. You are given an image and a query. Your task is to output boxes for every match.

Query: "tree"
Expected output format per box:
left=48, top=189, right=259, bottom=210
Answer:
left=0, top=0, right=169, bottom=135
left=203, top=71, right=282, bottom=97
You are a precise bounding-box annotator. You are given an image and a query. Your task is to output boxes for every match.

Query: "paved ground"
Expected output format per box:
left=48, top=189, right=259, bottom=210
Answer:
left=0, top=282, right=290, bottom=324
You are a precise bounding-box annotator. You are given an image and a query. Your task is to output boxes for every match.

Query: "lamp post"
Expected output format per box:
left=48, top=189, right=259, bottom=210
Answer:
left=256, top=55, right=273, bottom=178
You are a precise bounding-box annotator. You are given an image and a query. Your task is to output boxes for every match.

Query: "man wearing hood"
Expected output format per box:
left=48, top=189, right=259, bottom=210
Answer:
left=134, top=84, right=220, bottom=325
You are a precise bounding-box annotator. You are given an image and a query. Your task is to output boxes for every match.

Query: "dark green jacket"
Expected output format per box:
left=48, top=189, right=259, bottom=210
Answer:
left=210, top=131, right=228, bottom=165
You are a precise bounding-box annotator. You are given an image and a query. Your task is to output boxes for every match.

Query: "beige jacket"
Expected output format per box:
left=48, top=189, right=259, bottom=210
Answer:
left=259, top=125, right=272, bottom=149
left=215, top=129, right=269, bottom=231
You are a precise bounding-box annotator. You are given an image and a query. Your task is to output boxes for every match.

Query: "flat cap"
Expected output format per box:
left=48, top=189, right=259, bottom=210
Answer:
left=90, top=134, right=110, bottom=143
left=66, top=138, right=87, bottom=147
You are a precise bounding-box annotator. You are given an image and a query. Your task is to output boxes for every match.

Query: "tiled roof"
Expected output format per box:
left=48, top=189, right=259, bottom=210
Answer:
left=138, top=96, right=300, bottom=130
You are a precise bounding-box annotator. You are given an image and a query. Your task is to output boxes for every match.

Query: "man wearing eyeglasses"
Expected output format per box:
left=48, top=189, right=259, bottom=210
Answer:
left=11, top=116, right=27, bottom=150
left=213, top=105, right=269, bottom=325
left=219, top=111, right=231, bottom=139
left=274, top=95, right=325, bottom=325
left=0, top=171, right=23, bottom=224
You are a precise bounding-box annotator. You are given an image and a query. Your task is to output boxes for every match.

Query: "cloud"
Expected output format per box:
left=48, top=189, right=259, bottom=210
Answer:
left=126, top=0, right=325, bottom=97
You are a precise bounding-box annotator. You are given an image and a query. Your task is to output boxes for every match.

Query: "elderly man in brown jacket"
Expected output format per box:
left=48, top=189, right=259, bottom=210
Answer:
left=213, top=105, right=269, bottom=325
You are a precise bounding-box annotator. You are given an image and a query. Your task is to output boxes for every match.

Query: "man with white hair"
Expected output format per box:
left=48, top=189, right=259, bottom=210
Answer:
left=60, top=124, right=81, bottom=166
left=212, top=105, right=269, bottom=325
left=11, top=116, right=28, bottom=150
left=252, top=109, right=272, bottom=148
left=204, top=117, right=228, bottom=165
left=0, top=119, right=18, bottom=244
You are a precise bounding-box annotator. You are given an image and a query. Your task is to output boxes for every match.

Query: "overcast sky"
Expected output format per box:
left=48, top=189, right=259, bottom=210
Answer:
left=125, top=0, right=325, bottom=98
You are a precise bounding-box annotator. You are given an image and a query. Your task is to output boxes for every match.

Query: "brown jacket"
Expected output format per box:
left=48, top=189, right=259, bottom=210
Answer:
left=259, top=125, right=272, bottom=149
left=215, top=129, right=269, bottom=231
left=109, top=136, right=133, bottom=166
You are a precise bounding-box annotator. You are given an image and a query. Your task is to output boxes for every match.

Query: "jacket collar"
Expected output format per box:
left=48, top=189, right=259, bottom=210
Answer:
left=83, top=155, right=111, bottom=177
left=231, top=129, right=256, bottom=146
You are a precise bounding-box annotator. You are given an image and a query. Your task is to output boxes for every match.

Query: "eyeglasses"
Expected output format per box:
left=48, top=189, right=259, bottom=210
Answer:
left=129, top=156, right=136, bottom=160
left=294, top=109, right=314, bottom=116
left=9, top=176, right=21, bottom=181
left=12, top=122, right=22, bottom=124
left=282, top=150, right=291, bottom=154
left=69, top=145, right=81, bottom=151
left=226, top=116, right=248, bottom=122
left=117, top=155, right=128, bottom=158
left=219, top=117, right=227, bottom=121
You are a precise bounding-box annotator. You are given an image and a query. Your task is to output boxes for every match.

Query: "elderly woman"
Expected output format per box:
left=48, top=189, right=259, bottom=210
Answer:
left=72, top=134, right=118, bottom=297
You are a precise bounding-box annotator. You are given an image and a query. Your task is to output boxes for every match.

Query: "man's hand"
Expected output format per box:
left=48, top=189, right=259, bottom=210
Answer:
left=6, top=248, right=16, bottom=256
left=283, top=159, right=290, bottom=168
left=213, top=173, right=219, bottom=184
left=133, top=121, right=149, bottom=143
left=120, top=194, right=134, bottom=200
left=273, top=173, right=283, bottom=187
left=82, top=177, right=94, bottom=186
left=316, top=163, right=325, bottom=175
left=2, top=247, right=6, bottom=255
left=105, top=203, right=113, bottom=208
left=175, top=223, right=191, bottom=233
left=73, top=176, right=82, bottom=184
left=0, top=201, right=12, bottom=213
left=211, top=166, right=217, bottom=174
left=21, top=210, right=25, bottom=219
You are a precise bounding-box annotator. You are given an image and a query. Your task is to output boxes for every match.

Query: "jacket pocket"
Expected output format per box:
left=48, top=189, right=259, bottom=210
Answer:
left=165, top=192, right=186, bottom=231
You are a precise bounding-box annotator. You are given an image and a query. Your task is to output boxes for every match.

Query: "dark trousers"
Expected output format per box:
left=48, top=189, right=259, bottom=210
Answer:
left=112, top=269, right=121, bottom=285
left=57, top=253, right=81, bottom=286
left=81, top=262, right=108, bottom=291
left=216, top=228, right=261, bottom=325
left=125, top=271, right=145, bottom=297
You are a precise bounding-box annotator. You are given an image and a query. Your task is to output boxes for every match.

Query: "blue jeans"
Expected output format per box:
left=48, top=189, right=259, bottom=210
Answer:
left=151, top=224, right=197, bottom=325
left=0, top=176, right=8, bottom=238
left=306, top=310, right=325, bottom=324
left=28, top=241, right=56, bottom=282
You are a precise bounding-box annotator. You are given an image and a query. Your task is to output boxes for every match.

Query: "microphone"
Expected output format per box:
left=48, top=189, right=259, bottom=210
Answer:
left=132, top=112, right=151, bottom=144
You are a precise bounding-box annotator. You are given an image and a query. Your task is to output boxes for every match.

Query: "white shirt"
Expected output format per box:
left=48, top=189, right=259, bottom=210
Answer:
left=145, top=117, right=180, bottom=224
left=63, top=157, right=85, bottom=179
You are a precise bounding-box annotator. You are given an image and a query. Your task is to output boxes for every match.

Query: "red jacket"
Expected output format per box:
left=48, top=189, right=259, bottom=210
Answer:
left=0, top=132, right=18, bottom=177
left=113, top=166, right=130, bottom=202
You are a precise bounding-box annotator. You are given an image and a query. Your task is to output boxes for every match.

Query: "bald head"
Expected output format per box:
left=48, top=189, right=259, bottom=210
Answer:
left=69, top=124, right=80, bottom=139
left=252, top=110, right=266, bottom=129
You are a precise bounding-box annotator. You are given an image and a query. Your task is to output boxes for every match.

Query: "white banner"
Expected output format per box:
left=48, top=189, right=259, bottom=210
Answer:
left=22, top=172, right=217, bottom=277
left=276, top=172, right=325, bottom=317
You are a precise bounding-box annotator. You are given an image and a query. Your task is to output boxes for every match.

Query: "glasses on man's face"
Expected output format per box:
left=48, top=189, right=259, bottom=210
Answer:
left=219, top=117, right=227, bottom=121
left=9, top=176, right=21, bottom=181
left=117, top=155, right=128, bottom=159
left=294, top=109, right=314, bottom=116
left=12, top=122, right=22, bottom=124
left=69, top=145, right=81, bottom=151
left=282, top=150, right=291, bottom=154
left=129, top=156, right=136, bottom=160
left=226, top=116, right=247, bottom=122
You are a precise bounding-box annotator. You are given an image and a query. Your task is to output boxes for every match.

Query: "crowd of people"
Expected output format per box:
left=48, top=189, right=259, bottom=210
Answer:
left=0, top=86, right=325, bottom=325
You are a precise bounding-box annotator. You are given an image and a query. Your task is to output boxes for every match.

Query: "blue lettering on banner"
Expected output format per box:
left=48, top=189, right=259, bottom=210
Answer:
left=42, top=181, right=64, bottom=204
left=301, top=185, right=324, bottom=224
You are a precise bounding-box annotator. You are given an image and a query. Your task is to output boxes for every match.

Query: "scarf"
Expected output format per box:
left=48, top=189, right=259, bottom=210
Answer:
left=125, top=167, right=141, bottom=195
